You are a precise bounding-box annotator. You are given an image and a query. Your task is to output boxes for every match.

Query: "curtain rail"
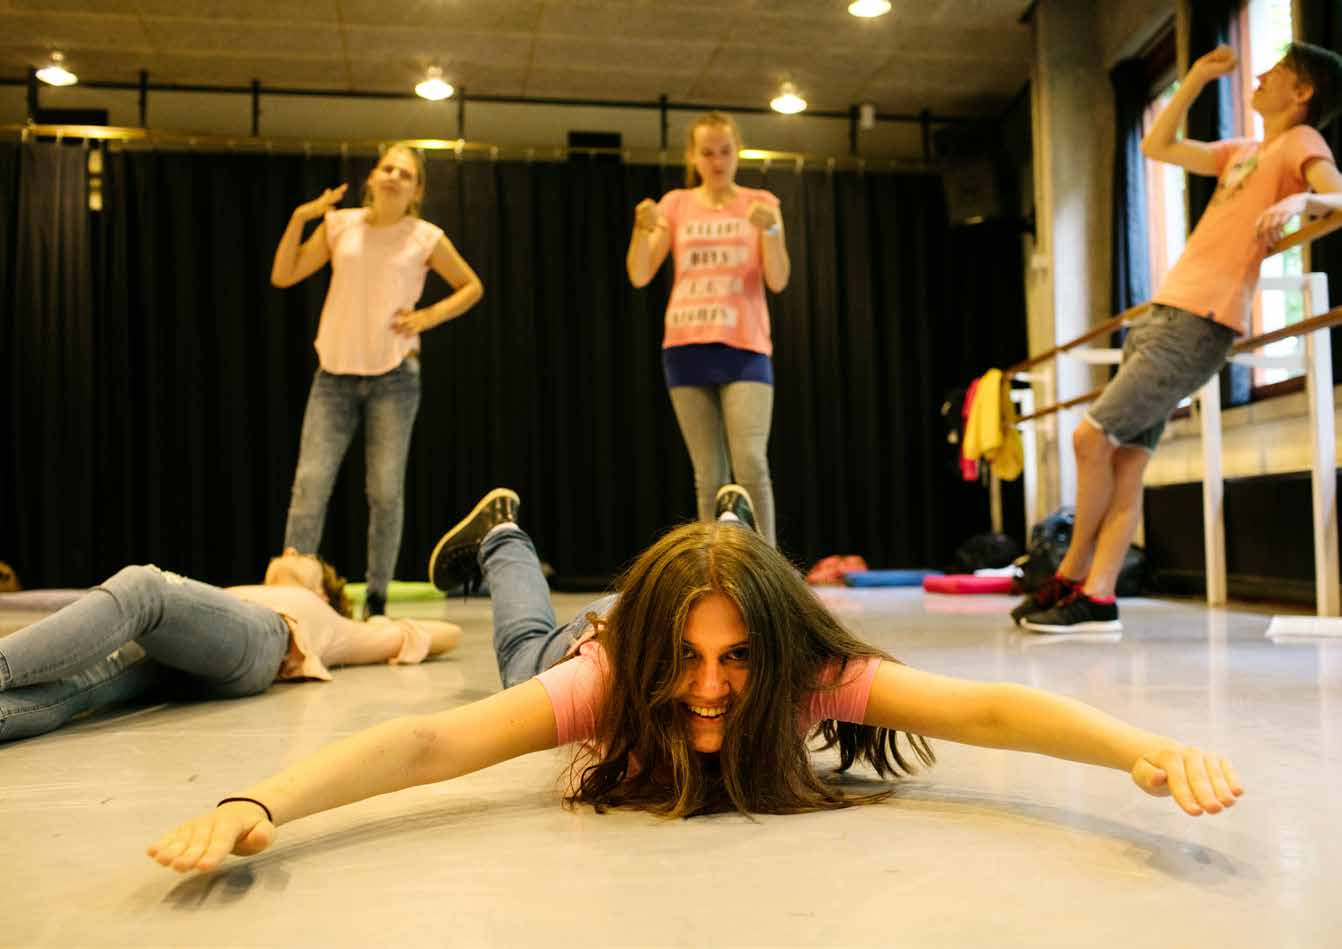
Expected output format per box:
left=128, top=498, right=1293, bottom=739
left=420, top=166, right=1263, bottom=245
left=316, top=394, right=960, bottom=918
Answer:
left=0, top=123, right=937, bottom=173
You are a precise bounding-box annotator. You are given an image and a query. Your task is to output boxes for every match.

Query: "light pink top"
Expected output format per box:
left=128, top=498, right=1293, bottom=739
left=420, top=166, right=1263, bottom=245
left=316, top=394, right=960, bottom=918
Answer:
left=1153, top=125, right=1333, bottom=335
left=228, top=585, right=431, bottom=681
left=315, top=208, right=445, bottom=375
left=535, top=640, right=881, bottom=746
left=656, top=187, right=780, bottom=355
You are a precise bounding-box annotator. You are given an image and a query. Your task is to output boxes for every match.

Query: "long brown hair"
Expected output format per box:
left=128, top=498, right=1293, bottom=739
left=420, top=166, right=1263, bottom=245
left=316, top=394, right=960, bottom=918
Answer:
left=567, top=522, right=933, bottom=818
left=683, top=112, right=743, bottom=188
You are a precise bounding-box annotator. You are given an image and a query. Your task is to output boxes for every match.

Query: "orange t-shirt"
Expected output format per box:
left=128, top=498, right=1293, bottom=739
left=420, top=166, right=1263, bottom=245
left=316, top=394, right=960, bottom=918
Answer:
left=1153, top=125, right=1334, bottom=335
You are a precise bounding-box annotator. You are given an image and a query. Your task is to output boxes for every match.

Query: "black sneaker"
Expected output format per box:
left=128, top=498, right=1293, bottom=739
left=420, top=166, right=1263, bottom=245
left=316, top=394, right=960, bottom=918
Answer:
left=1010, top=575, right=1078, bottom=626
left=429, top=488, right=521, bottom=593
left=362, top=590, right=387, bottom=619
left=1021, top=591, right=1122, bottom=634
left=714, top=483, right=756, bottom=532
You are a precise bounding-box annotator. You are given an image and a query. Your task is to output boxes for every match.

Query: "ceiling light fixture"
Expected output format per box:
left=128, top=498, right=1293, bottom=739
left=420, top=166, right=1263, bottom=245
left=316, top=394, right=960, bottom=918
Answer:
left=415, top=66, right=454, bottom=101
left=848, top=0, right=892, bottom=17
left=770, top=82, right=807, bottom=115
left=36, top=51, right=77, bottom=87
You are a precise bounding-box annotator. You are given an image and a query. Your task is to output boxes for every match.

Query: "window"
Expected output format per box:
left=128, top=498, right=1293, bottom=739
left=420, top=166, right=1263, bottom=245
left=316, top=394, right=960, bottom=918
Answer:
left=1237, top=0, right=1302, bottom=387
left=1144, top=80, right=1189, bottom=291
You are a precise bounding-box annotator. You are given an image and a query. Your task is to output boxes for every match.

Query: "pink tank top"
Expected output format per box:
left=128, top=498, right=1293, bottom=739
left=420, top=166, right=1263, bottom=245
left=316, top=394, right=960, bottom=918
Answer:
left=314, top=208, right=444, bottom=375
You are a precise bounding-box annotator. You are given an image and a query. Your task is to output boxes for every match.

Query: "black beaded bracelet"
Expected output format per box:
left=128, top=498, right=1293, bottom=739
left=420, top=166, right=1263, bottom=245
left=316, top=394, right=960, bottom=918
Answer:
left=217, top=796, right=274, bottom=823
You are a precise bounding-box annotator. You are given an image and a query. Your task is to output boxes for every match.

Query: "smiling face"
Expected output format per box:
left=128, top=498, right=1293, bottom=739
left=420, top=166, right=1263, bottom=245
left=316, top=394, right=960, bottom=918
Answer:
left=1252, top=58, right=1313, bottom=122
left=673, top=592, right=751, bottom=753
left=365, top=146, right=423, bottom=217
left=689, top=123, right=739, bottom=190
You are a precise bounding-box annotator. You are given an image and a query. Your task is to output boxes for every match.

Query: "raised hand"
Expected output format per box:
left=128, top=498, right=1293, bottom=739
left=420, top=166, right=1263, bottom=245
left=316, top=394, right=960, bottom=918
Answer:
left=746, top=201, right=780, bottom=233
left=146, top=800, right=275, bottom=873
left=293, top=183, right=349, bottom=223
left=1130, top=745, right=1243, bottom=816
left=634, top=198, right=665, bottom=233
left=1190, top=45, right=1237, bottom=83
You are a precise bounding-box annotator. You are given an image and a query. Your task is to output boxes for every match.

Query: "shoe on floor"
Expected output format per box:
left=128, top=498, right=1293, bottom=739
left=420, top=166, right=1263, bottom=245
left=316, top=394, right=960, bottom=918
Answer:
left=429, top=488, right=521, bottom=593
left=362, top=590, right=387, bottom=620
left=1020, top=591, right=1122, bottom=634
left=714, top=483, right=756, bottom=532
left=1010, top=574, right=1079, bottom=626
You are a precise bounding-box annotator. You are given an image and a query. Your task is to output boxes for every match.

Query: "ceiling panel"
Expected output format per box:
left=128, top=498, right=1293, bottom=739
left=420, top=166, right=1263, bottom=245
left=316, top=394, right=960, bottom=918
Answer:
left=4, top=1, right=1035, bottom=120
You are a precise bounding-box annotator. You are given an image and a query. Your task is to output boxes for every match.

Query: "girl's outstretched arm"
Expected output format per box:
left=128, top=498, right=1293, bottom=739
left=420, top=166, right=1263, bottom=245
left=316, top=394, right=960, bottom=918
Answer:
left=147, top=679, right=558, bottom=873
left=863, top=661, right=1243, bottom=817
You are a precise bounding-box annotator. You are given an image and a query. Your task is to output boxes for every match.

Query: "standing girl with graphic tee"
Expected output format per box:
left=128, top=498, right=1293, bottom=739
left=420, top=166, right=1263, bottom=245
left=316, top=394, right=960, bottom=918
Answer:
left=271, top=143, right=484, bottom=617
left=627, top=112, right=790, bottom=546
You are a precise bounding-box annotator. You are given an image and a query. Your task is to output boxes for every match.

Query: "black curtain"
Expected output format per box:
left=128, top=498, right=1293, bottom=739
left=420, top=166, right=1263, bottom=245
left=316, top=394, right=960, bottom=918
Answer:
left=1188, top=0, right=1252, bottom=406
left=4, top=146, right=1026, bottom=588
left=1112, top=57, right=1153, bottom=316
left=1299, top=0, right=1342, bottom=369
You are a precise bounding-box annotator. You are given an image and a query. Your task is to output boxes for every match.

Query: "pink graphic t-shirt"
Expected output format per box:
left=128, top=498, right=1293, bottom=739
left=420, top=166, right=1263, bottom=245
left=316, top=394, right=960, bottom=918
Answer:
left=535, top=640, right=881, bottom=746
left=1153, top=125, right=1333, bottom=335
left=656, top=187, right=780, bottom=355
left=314, top=208, right=444, bottom=375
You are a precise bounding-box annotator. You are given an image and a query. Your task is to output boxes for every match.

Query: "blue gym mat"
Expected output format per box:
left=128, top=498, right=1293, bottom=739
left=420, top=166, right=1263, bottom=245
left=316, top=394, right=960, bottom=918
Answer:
left=842, top=569, right=943, bottom=588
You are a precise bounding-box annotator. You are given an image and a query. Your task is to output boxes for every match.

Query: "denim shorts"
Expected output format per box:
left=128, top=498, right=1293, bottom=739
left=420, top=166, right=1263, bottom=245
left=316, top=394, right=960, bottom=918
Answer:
left=1085, top=304, right=1236, bottom=452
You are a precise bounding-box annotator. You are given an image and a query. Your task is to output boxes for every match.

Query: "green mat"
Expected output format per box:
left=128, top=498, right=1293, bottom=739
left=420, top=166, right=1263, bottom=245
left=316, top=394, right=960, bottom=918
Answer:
left=344, top=581, right=444, bottom=605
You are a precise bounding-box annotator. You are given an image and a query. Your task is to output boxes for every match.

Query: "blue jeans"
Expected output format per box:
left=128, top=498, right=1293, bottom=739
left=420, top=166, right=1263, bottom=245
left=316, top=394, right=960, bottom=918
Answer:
left=0, top=565, right=289, bottom=742
left=284, top=357, right=422, bottom=597
left=480, top=527, right=617, bottom=689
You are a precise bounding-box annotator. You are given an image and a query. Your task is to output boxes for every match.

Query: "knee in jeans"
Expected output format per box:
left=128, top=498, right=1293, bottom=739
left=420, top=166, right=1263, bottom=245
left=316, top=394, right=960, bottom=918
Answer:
left=103, top=564, right=163, bottom=591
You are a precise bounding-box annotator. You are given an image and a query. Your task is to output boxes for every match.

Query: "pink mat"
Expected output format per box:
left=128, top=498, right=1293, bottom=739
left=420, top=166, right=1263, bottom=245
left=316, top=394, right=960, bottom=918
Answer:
left=922, top=574, right=1013, bottom=595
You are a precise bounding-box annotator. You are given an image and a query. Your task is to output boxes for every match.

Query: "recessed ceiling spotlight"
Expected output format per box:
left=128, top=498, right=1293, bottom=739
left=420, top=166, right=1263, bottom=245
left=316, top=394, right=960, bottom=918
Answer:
left=415, top=66, right=454, bottom=101
left=36, top=51, right=78, bottom=86
left=770, top=82, right=807, bottom=115
left=848, top=0, right=892, bottom=17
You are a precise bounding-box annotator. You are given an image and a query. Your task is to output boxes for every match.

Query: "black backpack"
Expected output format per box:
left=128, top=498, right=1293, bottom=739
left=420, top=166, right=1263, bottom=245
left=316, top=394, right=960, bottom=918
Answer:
left=1016, top=507, right=1146, bottom=595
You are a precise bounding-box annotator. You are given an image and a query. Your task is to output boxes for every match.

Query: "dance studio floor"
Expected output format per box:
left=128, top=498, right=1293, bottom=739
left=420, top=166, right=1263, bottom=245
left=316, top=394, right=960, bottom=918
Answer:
left=3, top=587, right=1339, bottom=948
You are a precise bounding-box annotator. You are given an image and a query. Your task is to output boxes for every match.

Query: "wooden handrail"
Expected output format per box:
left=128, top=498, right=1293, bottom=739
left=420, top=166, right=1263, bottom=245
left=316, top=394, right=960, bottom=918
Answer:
left=1015, top=387, right=1106, bottom=423
left=1005, top=302, right=1149, bottom=376
left=1233, top=303, right=1342, bottom=353
left=1004, top=212, right=1342, bottom=378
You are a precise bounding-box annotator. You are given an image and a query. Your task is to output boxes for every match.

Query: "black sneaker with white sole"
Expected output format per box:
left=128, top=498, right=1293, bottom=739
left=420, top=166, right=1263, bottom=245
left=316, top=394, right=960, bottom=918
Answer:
left=1010, top=574, right=1078, bottom=626
left=714, top=483, right=757, bottom=532
left=1020, top=591, right=1122, bottom=634
left=429, top=488, right=520, bottom=593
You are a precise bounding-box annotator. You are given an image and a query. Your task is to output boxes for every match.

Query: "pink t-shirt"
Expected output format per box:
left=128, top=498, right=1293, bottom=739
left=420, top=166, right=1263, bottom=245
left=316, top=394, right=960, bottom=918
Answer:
left=1153, top=125, right=1334, bottom=335
left=314, top=208, right=445, bottom=375
left=657, top=187, right=780, bottom=355
left=535, top=640, right=881, bottom=745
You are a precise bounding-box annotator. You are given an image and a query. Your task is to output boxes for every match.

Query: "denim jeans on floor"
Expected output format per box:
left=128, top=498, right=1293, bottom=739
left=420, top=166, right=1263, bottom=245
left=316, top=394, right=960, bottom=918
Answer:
left=284, top=356, right=422, bottom=597
left=668, top=381, right=776, bottom=546
left=480, top=527, right=617, bottom=689
left=0, top=565, right=289, bottom=742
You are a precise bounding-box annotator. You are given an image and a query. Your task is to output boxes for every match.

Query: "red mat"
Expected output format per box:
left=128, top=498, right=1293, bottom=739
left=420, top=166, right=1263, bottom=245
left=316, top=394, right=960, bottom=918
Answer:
left=922, top=574, right=1013, bottom=595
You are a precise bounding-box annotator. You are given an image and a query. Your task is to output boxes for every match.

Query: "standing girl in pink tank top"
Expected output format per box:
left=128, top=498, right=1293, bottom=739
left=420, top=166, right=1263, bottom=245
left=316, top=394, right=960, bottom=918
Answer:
left=270, top=143, right=484, bottom=618
left=626, top=112, right=791, bottom=546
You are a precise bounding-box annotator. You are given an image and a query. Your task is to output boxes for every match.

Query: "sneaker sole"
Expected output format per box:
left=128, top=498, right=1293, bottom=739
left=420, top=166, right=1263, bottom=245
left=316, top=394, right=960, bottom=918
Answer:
left=427, top=488, right=520, bottom=591
left=1020, top=618, right=1123, bottom=634
left=714, top=483, right=756, bottom=527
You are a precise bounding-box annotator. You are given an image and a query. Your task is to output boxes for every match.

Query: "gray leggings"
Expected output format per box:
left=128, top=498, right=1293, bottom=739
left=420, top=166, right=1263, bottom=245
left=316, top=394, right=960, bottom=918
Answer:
left=668, top=382, right=776, bottom=546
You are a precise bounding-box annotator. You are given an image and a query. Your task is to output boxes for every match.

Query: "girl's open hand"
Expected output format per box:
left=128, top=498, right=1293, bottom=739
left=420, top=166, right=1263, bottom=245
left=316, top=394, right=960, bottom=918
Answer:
left=294, top=184, right=348, bottom=222
left=146, top=801, right=275, bottom=873
left=1130, top=746, right=1243, bottom=816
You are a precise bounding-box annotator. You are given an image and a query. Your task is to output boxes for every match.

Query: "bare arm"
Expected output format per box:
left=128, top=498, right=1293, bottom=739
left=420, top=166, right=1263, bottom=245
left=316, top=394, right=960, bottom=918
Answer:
left=390, top=235, right=485, bottom=336
left=863, top=661, right=1242, bottom=816
left=322, top=616, right=462, bottom=667
left=1141, top=46, right=1237, bottom=176
left=270, top=184, right=346, bottom=287
left=147, top=679, right=558, bottom=873
left=747, top=200, right=790, bottom=293
left=1255, top=158, right=1342, bottom=245
left=626, top=198, right=672, bottom=288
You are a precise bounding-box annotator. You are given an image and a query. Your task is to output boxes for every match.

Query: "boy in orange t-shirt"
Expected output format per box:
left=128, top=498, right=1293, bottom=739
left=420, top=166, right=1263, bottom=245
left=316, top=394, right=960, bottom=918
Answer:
left=1018, top=42, right=1342, bottom=633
